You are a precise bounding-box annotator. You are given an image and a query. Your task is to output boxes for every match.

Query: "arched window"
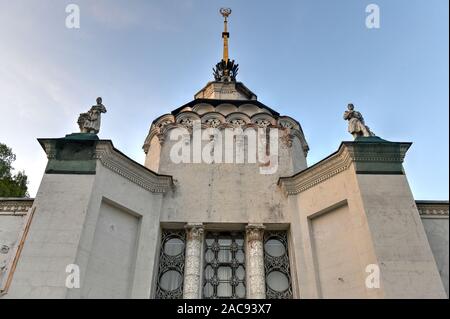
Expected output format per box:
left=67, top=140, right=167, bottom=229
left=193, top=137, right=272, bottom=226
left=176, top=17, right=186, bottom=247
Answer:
left=264, top=231, right=293, bottom=298
left=155, top=230, right=186, bottom=299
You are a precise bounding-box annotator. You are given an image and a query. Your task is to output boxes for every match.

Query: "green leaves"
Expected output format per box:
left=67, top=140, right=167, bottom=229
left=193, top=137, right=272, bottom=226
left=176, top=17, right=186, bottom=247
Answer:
left=0, top=143, right=29, bottom=198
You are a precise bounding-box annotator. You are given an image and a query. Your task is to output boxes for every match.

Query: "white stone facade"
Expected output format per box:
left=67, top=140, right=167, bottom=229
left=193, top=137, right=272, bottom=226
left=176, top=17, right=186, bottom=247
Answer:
left=0, top=81, right=448, bottom=299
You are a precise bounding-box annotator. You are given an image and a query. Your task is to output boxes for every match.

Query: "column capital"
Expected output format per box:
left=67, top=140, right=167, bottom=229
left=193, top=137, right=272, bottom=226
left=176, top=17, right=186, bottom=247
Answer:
left=246, top=223, right=265, bottom=242
left=184, top=223, right=204, bottom=241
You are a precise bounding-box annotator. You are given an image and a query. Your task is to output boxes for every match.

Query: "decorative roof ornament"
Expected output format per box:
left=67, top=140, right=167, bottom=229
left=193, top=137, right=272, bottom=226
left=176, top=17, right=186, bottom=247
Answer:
left=213, top=59, right=239, bottom=82
left=343, top=103, right=375, bottom=139
left=77, top=97, right=107, bottom=134
left=213, top=8, right=239, bottom=82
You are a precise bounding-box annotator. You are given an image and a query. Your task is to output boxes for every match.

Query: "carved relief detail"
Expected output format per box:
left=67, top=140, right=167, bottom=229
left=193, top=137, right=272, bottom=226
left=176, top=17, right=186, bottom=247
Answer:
left=229, top=118, right=246, bottom=127
left=246, top=224, right=265, bottom=242
left=143, top=105, right=310, bottom=158
left=95, top=142, right=173, bottom=193
left=255, top=119, right=272, bottom=128
left=205, top=118, right=222, bottom=128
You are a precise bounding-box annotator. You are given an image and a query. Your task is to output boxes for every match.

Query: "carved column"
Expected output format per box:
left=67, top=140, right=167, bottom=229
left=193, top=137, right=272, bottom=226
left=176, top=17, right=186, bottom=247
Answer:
left=183, top=223, right=204, bottom=299
left=245, top=224, right=266, bottom=299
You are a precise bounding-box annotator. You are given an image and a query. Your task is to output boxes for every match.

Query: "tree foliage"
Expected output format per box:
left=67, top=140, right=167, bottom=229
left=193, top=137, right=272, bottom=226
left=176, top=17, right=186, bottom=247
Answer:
left=0, top=143, right=29, bottom=197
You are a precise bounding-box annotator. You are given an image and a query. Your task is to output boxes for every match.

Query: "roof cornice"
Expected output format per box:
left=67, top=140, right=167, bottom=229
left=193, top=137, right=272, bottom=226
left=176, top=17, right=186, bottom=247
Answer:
left=38, top=138, right=173, bottom=194
left=416, top=201, right=449, bottom=217
left=279, top=139, right=412, bottom=195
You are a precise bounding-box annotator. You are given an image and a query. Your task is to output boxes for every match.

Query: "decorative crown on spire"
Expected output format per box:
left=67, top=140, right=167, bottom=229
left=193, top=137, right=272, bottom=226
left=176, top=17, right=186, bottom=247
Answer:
left=213, top=8, right=239, bottom=82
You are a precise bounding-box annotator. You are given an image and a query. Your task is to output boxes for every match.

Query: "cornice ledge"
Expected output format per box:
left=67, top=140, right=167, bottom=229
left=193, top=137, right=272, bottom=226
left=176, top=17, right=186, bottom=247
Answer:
left=416, top=202, right=449, bottom=217
left=95, top=141, right=173, bottom=193
left=343, top=141, right=411, bottom=163
left=40, top=139, right=57, bottom=159
left=0, top=199, right=34, bottom=214
left=418, top=208, right=449, bottom=217
left=279, top=146, right=352, bottom=195
left=279, top=140, right=412, bottom=195
left=143, top=114, right=310, bottom=158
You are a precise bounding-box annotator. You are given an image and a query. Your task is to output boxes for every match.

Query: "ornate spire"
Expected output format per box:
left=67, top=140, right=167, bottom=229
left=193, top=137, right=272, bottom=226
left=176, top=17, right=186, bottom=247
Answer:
left=213, top=8, right=239, bottom=82
left=221, top=7, right=231, bottom=62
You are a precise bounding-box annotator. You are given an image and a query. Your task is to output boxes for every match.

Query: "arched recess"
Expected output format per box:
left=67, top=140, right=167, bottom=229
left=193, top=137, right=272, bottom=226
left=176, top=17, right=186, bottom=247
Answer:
left=192, top=103, right=215, bottom=115
left=215, top=103, right=238, bottom=116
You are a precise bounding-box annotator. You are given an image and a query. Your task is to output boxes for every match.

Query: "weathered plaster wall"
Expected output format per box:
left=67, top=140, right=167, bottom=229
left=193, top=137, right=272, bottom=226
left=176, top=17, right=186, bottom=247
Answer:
left=309, top=203, right=368, bottom=298
left=421, top=217, right=449, bottom=297
left=80, top=200, right=139, bottom=298
left=3, top=173, right=96, bottom=298
left=1, top=141, right=171, bottom=299
left=0, top=210, right=29, bottom=291
left=157, top=131, right=306, bottom=225
left=356, top=174, right=446, bottom=299
left=281, top=142, right=447, bottom=299
left=287, top=163, right=382, bottom=299
left=68, top=161, right=166, bottom=299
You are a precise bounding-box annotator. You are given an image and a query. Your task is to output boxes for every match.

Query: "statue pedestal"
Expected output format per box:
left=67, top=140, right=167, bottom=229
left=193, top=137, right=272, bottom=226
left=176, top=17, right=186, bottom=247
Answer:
left=38, top=134, right=100, bottom=175
left=64, top=133, right=99, bottom=140
left=346, top=136, right=410, bottom=175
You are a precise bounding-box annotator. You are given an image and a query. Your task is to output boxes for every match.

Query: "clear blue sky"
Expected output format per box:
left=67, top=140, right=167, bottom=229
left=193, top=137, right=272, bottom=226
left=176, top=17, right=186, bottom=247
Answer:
left=0, top=0, right=448, bottom=199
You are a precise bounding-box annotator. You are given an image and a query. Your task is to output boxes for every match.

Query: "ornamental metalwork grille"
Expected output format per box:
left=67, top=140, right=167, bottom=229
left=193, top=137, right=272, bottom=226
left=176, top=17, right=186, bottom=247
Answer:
left=203, top=232, right=246, bottom=299
left=263, top=231, right=293, bottom=299
left=155, top=230, right=186, bottom=299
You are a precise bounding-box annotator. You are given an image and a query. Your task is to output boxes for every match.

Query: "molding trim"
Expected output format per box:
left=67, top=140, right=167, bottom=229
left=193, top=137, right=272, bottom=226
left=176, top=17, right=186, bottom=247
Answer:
left=95, top=141, right=173, bottom=193
left=416, top=201, right=449, bottom=218
left=278, top=140, right=411, bottom=195
left=346, top=143, right=411, bottom=163
left=40, top=140, right=57, bottom=159
left=0, top=199, right=34, bottom=215
left=143, top=109, right=309, bottom=157
left=279, top=146, right=353, bottom=195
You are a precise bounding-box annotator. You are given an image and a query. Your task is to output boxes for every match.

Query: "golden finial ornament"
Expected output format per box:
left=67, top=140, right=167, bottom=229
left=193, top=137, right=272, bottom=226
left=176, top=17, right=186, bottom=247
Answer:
left=220, top=8, right=232, bottom=63
left=213, top=8, right=239, bottom=82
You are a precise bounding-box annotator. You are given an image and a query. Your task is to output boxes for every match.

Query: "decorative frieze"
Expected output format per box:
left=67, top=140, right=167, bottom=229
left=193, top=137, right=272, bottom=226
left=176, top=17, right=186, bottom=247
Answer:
left=0, top=199, right=34, bottom=215
left=416, top=201, right=449, bottom=218
left=279, top=146, right=353, bottom=195
left=279, top=140, right=411, bottom=195
left=38, top=138, right=173, bottom=193
left=94, top=142, right=173, bottom=193
left=142, top=103, right=310, bottom=157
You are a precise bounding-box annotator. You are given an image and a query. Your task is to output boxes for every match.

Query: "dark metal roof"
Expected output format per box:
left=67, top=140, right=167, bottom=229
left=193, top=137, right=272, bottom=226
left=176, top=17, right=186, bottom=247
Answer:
left=171, top=98, right=280, bottom=117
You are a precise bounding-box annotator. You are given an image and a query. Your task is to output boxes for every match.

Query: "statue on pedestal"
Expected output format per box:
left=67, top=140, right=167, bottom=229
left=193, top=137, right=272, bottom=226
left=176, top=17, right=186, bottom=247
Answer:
left=343, top=103, right=375, bottom=139
left=78, top=97, right=107, bottom=134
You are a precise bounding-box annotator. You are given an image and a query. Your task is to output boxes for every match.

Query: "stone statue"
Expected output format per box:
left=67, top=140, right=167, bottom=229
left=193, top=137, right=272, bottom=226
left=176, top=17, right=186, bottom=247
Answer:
left=78, top=97, right=107, bottom=134
left=343, top=103, right=375, bottom=139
